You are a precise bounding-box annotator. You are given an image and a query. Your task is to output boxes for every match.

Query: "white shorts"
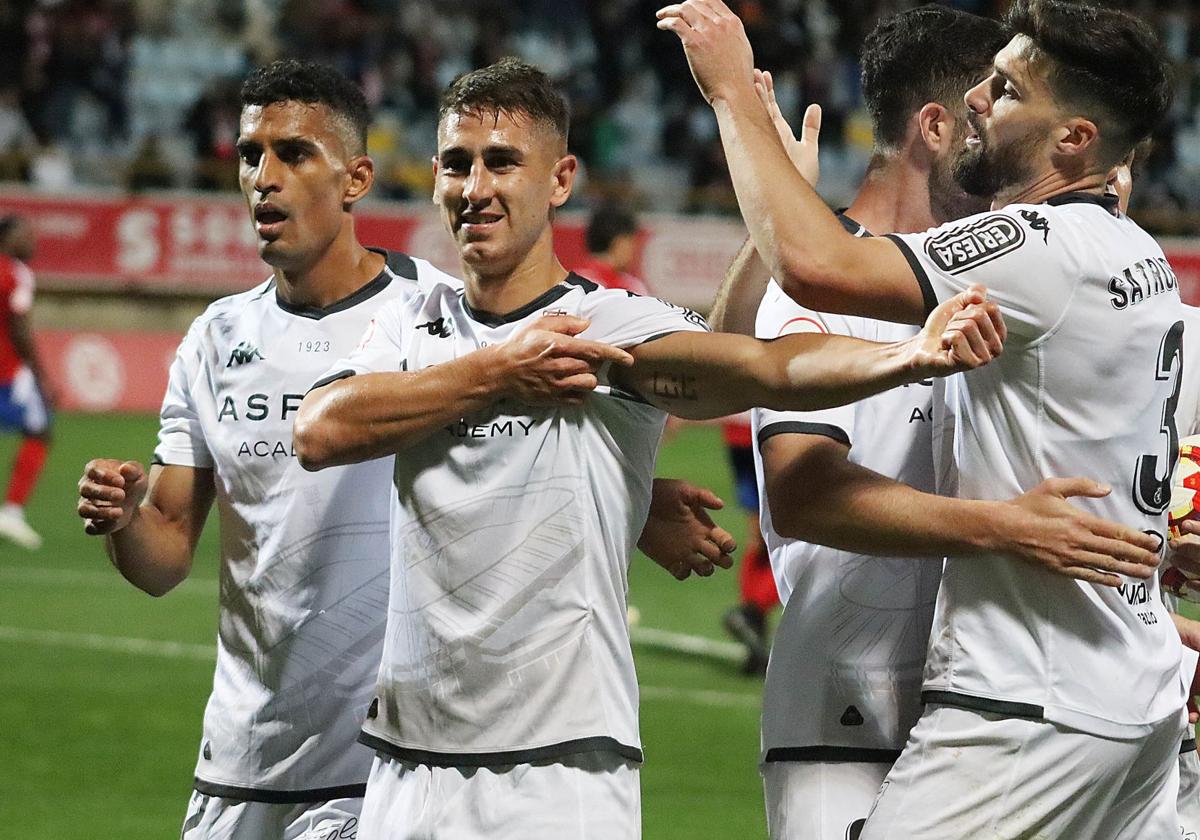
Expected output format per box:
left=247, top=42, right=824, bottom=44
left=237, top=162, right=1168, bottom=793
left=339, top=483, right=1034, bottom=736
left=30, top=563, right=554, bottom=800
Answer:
left=762, top=760, right=888, bottom=840
left=358, top=751, right=641, bottom=840
left=1180, top=734, right=1200, bottom=839
left=180, top=790, right=362, bottom=840
left=860, top=705, right=1182, bottom=840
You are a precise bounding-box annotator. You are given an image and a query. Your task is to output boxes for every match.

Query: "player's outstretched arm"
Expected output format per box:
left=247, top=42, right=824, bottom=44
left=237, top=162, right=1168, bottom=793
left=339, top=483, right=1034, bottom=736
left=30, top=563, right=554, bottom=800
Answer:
left=656, top=0, right=926, bottom=324
left=76, top=461, right=215, bottom=596
left=639, top=478, right=737, bottom=580
left=295, top=315, right=634, bottom=470
left=616, top=286, right=1003, bottom=419
left=762, top=436, right=1160, bottom=587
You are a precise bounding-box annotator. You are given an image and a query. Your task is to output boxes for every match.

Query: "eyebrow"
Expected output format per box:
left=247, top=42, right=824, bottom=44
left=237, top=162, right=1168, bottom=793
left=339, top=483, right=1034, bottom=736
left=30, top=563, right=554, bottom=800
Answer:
left=438, top=143, right=525, bottom=159
left=236, top=136, right=320, bottom=153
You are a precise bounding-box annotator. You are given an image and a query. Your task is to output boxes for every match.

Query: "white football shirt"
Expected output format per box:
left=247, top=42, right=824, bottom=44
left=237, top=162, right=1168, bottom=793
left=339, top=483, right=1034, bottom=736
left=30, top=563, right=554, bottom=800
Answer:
left=889, top=193, right=1187, bottom=737
left=155, top=250, right=460, bottom=799
left=753, top=216, right=942, bottom=761
left=323, top=274, right=708, bottom=766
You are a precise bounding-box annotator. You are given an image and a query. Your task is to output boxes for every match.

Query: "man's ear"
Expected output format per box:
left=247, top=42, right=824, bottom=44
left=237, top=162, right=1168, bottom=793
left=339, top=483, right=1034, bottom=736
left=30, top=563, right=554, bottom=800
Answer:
left=431, top=155, right=440, bottom=205
left=917, top=102, right=953, bottom=154
left=1055, top=116, right=1099, bottom=158
left=343, top=155, right=375, bottom=208
left=549, top=154, right=578, bottom=209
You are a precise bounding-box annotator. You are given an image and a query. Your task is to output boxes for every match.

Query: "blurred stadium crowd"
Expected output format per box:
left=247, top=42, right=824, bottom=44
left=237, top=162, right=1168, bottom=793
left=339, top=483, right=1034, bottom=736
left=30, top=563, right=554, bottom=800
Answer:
left=2, top=0, right=1200, bottom=229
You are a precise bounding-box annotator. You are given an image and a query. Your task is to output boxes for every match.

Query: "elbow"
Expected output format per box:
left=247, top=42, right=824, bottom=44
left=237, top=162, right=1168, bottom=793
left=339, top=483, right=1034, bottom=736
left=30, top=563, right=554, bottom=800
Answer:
left=775, top=246, right=846, bottom=309
left=293, top=402, right=335, bottom=472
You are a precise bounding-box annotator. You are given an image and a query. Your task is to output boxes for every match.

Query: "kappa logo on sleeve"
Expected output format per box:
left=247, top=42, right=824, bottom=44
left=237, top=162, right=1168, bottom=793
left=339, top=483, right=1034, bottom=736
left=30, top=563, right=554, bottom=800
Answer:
left=925, top=214, right=1026, bottom=275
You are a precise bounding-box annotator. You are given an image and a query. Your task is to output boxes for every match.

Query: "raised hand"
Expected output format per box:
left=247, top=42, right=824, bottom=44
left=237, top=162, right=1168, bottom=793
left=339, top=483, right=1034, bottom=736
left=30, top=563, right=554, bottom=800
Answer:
left=77, top=459, right=149, bottom=535
left=500, top=314, right=634, bottom=406
left=656, top=0, right=756, bottom=106
left=639, top=478, right=737, bottom=579
left=754, top=69, right=821, bottom=185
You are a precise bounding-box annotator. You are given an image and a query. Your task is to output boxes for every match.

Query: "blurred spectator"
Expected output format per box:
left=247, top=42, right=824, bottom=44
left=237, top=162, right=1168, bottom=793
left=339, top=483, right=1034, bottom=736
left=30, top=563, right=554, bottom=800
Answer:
left=572, top=204, right=651, bottom=296
left=0, top=84, right=38, bottom=182
left=183, top=78, right=241, bottom=191
left=3, top=0, right=1200, bottom=233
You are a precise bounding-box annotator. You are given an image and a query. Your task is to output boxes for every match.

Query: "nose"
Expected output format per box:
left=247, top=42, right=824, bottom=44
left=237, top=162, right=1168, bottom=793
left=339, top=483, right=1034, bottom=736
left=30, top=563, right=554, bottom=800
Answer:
left=463, top=162, right=494, bottom=206
left=253, top=150, right=282, bottom=195
left=964, top=76, right=991, bottom=118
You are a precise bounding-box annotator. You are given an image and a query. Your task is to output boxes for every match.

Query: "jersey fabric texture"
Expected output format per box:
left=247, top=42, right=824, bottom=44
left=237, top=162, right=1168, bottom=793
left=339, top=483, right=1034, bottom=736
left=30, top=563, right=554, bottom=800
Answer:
left=154, top=250, right=460, bottom=801
left=753, top=215, right=941, bottom=760
left=323, top=274, right=709, bottom=768
left=0, top=254, right=34, bottom=383
left=888, top=193, right=1187, bottom=737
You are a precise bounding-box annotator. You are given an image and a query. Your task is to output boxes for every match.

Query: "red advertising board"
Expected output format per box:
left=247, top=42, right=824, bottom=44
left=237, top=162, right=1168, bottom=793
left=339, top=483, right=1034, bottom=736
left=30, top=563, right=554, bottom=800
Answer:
left=7, top=188, right=1200, bottom=308
left=36, top=329, right=182, bottom=413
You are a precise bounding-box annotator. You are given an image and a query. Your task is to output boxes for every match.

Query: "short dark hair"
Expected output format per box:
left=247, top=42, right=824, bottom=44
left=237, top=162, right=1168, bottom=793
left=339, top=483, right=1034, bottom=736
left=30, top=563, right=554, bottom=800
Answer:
left=861, top=5, right=1007, bottom=151
left=438, top=57, right=569, bottom=146
left=1006, top=0, right=1172, bottom=167
left=240, top=59, right=370, bottom=154
left=586, top=205, right=638, bottom=254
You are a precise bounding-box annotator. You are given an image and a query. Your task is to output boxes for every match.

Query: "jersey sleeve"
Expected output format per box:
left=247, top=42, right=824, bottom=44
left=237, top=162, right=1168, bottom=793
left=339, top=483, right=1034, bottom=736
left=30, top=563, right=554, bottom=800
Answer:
left=752, top=280, right=857, bottom=449
left=578, top=287, right=710, bottom=347
left=314, top=297, right=411, bottom=388
left=154, top=321, right=214, bottom=469
left=886, top=207, right=1074, bottom=343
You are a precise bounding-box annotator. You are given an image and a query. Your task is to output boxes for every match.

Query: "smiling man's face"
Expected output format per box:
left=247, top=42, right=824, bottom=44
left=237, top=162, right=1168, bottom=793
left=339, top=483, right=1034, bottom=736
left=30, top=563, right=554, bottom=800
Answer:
left=237, top=101, right=358, bottom=272
left=433, top=108, right=573, bottom=280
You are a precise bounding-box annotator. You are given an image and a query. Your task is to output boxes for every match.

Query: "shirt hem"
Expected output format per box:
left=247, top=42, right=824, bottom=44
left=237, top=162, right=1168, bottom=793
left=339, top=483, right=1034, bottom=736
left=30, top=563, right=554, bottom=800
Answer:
left=192, top=777, right=367, bottom=804
left=922, top=688, right=1184, bottom=738
left=358, top=731, right=644, bottom=768
left=762, top=746, right=902, bottom=764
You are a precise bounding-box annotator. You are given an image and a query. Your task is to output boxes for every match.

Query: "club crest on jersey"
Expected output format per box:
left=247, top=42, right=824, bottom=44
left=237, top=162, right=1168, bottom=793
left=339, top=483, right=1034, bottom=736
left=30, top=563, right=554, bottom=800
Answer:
left=925, top=215, right=1025, bottom=275
left=226, top=341, right=264, bottom=367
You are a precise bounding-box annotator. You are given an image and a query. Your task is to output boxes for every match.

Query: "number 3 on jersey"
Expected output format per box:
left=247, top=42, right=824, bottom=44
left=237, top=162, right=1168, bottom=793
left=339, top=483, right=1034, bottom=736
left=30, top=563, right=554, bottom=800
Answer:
left=1134, top=320, right=1184, bottom=514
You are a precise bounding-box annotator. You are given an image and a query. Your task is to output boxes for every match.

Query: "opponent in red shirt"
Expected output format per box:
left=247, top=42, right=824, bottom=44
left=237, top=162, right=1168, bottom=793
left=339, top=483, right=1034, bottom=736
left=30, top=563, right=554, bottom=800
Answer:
left=0, top=214, right=52, bottom=549
left=571, top=204, right=652, bottom=296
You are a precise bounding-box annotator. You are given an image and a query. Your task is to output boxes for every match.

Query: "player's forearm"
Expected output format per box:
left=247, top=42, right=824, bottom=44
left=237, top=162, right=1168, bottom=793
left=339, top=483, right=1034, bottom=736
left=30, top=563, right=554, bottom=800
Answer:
left=105, top=506, right=195, bottom=596
left=711, top=93, right=860, bottom=308
left=295, top=350, right=506, bottom=470
left=9, top=316, right=47, bottom=382
left=770, top=449, right=1012, bottom=557
left=708, top=236, right=771, bottom=336
left=626, top=332, right=929, bottom=420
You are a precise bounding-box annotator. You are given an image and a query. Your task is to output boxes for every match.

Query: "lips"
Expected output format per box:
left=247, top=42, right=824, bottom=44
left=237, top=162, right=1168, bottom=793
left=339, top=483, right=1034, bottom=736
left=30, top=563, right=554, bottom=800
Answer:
left=459, top=210, right=503, bottom=237
left=254, top=203, right=288, bottom=238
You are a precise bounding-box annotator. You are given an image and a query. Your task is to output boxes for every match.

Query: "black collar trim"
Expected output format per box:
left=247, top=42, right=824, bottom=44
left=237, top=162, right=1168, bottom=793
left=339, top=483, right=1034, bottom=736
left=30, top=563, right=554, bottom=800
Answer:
left=461, top=280, right=573, bottom=327
left=1044, top=192, right=1120, bottom=215
left=274, top=247, right=401, bottom=320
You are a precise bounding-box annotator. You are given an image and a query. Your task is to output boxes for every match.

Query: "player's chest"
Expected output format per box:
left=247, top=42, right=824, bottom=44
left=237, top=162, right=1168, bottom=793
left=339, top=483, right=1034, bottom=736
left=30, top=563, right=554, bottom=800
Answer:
left=202, top=314, right=370, bottom=462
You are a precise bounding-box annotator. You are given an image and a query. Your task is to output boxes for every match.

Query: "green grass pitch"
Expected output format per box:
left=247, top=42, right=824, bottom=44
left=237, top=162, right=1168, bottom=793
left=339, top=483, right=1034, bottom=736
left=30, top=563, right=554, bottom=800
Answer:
left=0, top=415, right=767, bottom=839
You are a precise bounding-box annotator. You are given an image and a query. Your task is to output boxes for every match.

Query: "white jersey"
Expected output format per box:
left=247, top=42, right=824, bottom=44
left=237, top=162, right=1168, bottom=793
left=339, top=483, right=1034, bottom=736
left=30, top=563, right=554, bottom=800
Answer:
left=324, top=274, right=709, bottom=766
left=889, top=193, right=1187, bottom=737
left=154, top=250, right=460, bottom=799
left=753, top=215, right=942, bottom=760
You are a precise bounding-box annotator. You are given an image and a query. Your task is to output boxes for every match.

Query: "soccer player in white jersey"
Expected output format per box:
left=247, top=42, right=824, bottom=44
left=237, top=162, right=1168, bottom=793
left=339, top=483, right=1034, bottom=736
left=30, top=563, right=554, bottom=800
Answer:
left=712, top=10, right=1180, bottom=839
left=292, top=58, right=1010, bottom=838
left=72, top=60, right=736, bottom=840
left=662, top=0, right=1187, bottom=835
